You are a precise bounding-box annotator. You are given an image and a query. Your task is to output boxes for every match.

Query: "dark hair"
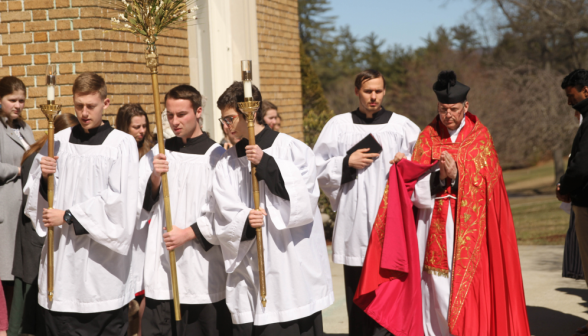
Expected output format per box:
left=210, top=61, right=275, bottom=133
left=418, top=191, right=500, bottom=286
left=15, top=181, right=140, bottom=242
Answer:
left=354, top=69, right=386, bottom=90
left=73, top=73, right=107, bottom=99
left=260, top=100, right=278, bottom=122
left=115, top=103, right=153, bottom=158
left=164, top=85, right=202, bottom=112
left=217, top=81, right=264, bottom=125
left=21, top=113, right=79, bottom=164
left=562, top=69, right=588, bottom=91
left=0, top=76, right=27, bottom=127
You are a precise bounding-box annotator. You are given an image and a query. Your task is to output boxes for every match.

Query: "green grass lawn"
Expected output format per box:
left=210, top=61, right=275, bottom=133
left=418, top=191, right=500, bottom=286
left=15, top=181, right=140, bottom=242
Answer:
left=503, top=161, right=570, bottom=245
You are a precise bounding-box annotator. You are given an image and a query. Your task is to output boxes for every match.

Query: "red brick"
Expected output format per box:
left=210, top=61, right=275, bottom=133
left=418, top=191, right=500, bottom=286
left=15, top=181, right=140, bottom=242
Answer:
left=21, top=77, right=35, bottom=87
left=0, top=11, right=32, bottom=22
left=32, top=10, right=47, bottom=20
left=56, top=0, right=71, bottom=8
left=10, top=45, right=24, bottom=55
left=57, top=42, right=73, bottom=52
left=11, top=66, right=25, bottom=76
left=26, top=43, right=56, bottom=54
left=0, top=3, right=7, bottom=12
left=28, top=87, right=47, bottom=99
left=27, top=65, right=50, bottom=75
left=34, top=54, right=49, bottom=65
left=33, top=130, right=47, bottom=140
left=2, top=33, right=33, bottom=44
left=9, top=22, right=24, bottom=33
left=55, top=74, right=77, bottom=85
left=25, top=120, right=37, bottom=129
left=58, top=63, right=73, bottom=74
left=26, top=21, right=55, bottom=32
left=48, top=8, right=79, bottom=19
left=0, top=23, right=7, bottom=34
left=0, top=46, right=8, bottom=56
left=71, top=0, right=99, bottom=7
left=49, top=30, right=79, bottom=41
left=2, top=55, right=32, bottom=66
left=8, top=1, right=22, bottom=11
left=24, top=0, right=54, bottom=10
left=34, top=32, right=48, bottom=42
left=52, top=52, right=81, bottom=63
left=56, top=20, right=71, bottom=30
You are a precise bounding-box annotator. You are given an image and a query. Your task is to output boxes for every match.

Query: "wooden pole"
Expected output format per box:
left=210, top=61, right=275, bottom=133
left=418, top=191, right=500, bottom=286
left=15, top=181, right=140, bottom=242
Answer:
left=146, top=46, right=182, bottom=321
left=40, top=103, right=60, bottom=302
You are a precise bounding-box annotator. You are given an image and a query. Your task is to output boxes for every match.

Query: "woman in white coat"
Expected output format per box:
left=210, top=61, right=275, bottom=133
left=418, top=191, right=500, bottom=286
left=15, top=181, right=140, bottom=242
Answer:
left=0, top=76, right=34, bottom=311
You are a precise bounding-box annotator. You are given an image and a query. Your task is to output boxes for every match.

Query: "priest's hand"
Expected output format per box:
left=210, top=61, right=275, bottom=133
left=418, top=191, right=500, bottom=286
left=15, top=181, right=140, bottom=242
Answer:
left=40, top=156, right=59, bottom=180
left=42, top=208, right=65, bottom=227
left=390, top=152, right=405, bottom=164
left=439, top=151, right=457, bottom=180
left=163, top=225, right=195, bottom=251
left=556, top=184, right=571, bottom=203
left=245, top=145, right=264, bottom=165
left=249, top=209, right=267, bottom=228
left=349, top=148, right=379, bottom=170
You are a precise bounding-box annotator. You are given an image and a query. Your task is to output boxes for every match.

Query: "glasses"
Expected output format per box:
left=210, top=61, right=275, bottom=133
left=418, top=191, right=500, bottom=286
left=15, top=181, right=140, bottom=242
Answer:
left=219, top=115, right=239, bottom=126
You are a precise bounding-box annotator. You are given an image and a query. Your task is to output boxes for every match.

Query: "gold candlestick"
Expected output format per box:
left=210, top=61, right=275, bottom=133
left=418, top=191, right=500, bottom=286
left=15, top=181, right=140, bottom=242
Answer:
left=39, top=100, right=61, bottom=302
left=237, top=61, right=267, bottom=308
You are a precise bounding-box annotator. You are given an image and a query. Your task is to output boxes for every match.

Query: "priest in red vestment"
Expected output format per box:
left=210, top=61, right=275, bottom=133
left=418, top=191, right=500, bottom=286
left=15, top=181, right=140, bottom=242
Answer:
left=355, top=70, right=530, bottom=336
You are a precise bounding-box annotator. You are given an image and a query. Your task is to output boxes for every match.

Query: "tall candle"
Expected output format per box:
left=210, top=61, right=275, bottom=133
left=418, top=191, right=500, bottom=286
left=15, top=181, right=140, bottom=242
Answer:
left=244, top=81, right=252, bottom=99
left=46, top=64, right=56, bottom=102
left=241, top=60, right=253, bottom=99
left=47, top=86, right=55, bottom=101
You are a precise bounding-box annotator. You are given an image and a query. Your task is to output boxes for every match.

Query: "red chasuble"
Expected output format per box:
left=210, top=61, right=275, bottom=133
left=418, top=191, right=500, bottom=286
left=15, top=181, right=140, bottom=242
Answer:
left=413, top=112, right=530, bottom=336
left=354, top=159, right=434, bottom=336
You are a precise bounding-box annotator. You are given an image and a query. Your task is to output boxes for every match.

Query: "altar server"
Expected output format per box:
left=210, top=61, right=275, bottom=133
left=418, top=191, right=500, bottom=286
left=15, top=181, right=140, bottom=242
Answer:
left=139, top=85, right=230, bottom=336
left=197, top=82, right=333, bottom=335
left=313, top=69, right=420, bottom=335
left=23, top=73, right=139, bottom=336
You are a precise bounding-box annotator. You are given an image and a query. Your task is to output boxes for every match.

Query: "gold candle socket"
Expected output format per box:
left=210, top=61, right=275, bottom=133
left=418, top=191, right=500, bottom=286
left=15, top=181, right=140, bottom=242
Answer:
left=40, top=102, right=61, bottom=302
left=237, top=97, right=267, bottom=308
left=145, top=45, right=182, bottom=321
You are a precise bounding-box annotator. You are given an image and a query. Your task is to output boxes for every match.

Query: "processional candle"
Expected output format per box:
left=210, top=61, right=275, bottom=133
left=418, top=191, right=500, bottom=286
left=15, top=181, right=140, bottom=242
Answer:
left=46, top=65, right=56, bottom=103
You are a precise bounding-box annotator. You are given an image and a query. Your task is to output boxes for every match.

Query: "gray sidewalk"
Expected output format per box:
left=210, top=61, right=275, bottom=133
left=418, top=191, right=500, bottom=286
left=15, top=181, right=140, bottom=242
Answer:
left=323, top=245, right=588, bottom=336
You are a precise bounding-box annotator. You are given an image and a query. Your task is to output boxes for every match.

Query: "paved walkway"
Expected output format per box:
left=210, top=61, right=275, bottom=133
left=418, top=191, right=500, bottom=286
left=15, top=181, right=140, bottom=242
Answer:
left=323, top=245, right=588, bottom=336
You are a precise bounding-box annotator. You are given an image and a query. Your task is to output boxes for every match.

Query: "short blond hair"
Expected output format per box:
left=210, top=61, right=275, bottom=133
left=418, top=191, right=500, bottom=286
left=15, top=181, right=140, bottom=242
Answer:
left=73, top=72, right=107, bottom=99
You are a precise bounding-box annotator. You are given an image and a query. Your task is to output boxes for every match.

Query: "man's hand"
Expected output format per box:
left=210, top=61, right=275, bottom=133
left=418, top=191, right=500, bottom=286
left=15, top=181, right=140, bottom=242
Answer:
left=249, top=209, right=267, bottom=228
left=245, top=145, right=264, bottom=165
left=390, top=152, right=406, bottom=164
left=349, top=148, right=379, bottom=170
left=42, top=208, right=66, bottom=227
left=41, top=156, right=58, bottom=180
left=150, top=153, right=168, bottom=193
left=163, top=225, right=195, bottom=251
left=439, top=151, right=457, bottom=180
left=556, top=184, right=571, bottom=203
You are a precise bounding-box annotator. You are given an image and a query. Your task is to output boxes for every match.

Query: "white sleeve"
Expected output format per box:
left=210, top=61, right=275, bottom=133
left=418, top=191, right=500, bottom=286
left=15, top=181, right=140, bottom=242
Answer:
left=137, top=149, right=156, bottom=229
left=402, top=119, right=421, bottom=159
left=68, top=137, right=140, bottom=255
left=412, top=171, right=434, bottom=209
left=264, top=141, right=317, bottom=230
left=314, top=118, right=346, bottom=210
left=24, top=139, right=62, bottom=238
left=196, top=146, right=226, bottom=246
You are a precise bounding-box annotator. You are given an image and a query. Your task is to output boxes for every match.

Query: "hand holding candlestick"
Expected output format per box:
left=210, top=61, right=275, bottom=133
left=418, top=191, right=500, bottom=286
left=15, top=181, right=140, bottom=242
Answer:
left=237, top=60, right=267, bottom=308
left=40, top=64, right=61, bottom=302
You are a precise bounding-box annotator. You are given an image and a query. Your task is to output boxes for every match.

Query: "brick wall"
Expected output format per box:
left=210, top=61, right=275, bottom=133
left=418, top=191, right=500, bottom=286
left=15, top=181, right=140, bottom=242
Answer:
left=256, top=0, right=303, bottom=140
left=0, top=0, right=189, bottom=140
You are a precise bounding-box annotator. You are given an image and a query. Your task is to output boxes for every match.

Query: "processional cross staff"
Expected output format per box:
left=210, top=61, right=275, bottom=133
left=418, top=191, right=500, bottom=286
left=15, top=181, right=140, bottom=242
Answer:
left=108, top=0, right=199, bottom=321
left=40, top=65, right=59, bottom=302
left=238, top=60, right=268, bottom=307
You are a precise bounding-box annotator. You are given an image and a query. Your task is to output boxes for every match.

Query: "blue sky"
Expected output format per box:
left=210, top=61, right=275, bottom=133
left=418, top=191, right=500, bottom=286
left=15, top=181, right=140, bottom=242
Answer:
left=330, top=0, right=495, bottom=50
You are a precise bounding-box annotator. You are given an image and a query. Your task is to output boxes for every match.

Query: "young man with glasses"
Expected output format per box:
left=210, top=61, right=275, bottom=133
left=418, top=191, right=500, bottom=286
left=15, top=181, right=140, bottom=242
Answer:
left=138, top=84, right=231, bottom=335
left=198, top=81, right=333, bottom=336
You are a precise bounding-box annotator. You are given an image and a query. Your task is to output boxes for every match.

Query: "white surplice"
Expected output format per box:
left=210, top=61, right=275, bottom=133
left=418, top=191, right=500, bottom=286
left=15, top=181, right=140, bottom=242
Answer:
left=138, top=143, right=227, bottom=304
left=314, top=112, right=421, bottom=266
left=415, top=117, right=466, bottom=336
left=23, top=127, right=139, bottom=313
left=197, top=132, right=334, bottom=325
